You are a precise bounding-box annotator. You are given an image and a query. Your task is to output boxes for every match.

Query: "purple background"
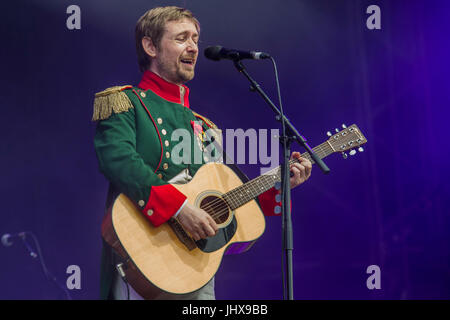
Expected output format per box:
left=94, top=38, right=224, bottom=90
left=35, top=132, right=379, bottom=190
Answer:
left=1, top=0, right=449, bottom=299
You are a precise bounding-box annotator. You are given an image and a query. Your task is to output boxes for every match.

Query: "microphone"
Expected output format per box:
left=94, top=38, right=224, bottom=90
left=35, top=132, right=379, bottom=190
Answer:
left=2, top=232, right=37, bottom=258
left=204, top=45, right=270, bottom=61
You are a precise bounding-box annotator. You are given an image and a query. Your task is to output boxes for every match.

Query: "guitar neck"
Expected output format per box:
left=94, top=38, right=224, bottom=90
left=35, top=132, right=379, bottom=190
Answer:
left=222, top=141, right=334, bottom=210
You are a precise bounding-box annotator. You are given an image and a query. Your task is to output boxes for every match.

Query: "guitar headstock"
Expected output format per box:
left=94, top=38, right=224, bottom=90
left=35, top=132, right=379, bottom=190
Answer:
left=326, top=124, right=367, bottom=158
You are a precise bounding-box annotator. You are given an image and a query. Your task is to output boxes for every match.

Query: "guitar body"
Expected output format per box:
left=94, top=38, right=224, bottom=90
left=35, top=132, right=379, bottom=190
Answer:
left=101, top=162, right=266, bottom=299
left=100, top=124, right=367, bottom=299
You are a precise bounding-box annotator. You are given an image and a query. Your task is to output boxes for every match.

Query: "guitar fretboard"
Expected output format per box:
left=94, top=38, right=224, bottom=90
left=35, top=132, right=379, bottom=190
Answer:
left=222, top=141, right=334, bottom=210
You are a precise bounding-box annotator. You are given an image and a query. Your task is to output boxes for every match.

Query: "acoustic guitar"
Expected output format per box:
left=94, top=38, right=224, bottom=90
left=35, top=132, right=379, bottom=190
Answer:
left=101, top=124, right=367, bottom=299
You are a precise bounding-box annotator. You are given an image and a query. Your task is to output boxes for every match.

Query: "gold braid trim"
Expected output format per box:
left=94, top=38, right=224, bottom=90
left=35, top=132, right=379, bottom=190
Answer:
left=92, top=85, right=133, bottom=121
left=191, top=111, right=218, bottom=129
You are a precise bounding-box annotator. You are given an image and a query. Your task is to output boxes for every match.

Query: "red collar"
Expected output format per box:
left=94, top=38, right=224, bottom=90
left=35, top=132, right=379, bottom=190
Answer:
left=138, top=71, right=190, bottom=108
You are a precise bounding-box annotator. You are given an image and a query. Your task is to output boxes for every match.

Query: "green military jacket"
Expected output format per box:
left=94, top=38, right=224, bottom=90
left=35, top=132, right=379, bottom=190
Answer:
left=94, top=85, right=214, bottom=225
left=93, top=79, right=220, bottom=298
left=93, top=71, right=280, bottom=299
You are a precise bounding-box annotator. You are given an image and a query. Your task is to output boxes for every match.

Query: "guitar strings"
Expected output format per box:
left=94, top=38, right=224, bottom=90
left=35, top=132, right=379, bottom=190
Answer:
left=199, top=136, right=362, bottom=221
left=201, top=150, right=320, bottom=219
left=182, top=133, right=360, bottom=225
left=200, top=133, right=362, bottom=220
left=200, top=144, right=333, bottom=220
left=200, top=148, right=328, bottom=221
left=200, top=157, right=296, bottom=215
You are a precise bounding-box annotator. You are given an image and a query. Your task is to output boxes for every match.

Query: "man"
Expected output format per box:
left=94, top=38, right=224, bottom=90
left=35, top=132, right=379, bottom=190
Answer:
left=93, top=6, right=312, bottom=300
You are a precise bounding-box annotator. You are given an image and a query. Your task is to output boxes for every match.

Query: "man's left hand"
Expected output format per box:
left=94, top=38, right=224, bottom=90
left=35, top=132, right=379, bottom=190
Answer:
left=289, top=152, right=312, bottom=189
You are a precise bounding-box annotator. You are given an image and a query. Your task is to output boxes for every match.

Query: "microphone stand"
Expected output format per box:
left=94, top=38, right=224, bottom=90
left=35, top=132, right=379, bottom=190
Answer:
left=232, top=59, right=330, bottom=300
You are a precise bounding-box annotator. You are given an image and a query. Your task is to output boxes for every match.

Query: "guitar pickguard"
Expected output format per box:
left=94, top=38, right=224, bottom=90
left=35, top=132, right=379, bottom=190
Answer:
left=195, top=216, right=237, bottom=253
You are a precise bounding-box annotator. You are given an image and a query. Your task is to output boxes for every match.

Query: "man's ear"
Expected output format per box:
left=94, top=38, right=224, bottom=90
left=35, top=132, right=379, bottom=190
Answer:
left=142, top=37, right=157, bottom=58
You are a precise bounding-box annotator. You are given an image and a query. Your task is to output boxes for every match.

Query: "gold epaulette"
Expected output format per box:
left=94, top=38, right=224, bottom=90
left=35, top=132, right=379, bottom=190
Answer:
left=92, top=85, right=133, bottom=121
left=191, top=111, right=218, bottom=129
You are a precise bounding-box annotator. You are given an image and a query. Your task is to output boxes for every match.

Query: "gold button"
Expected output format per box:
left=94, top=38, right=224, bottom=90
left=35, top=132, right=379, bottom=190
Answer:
left=161, top=129, right=167, bottom=135
left=147, top=209, right=153, bottom=216
left=163, top=163, right=169, bottom=170
left=157, top=173, right=163, bottom=179
left=180, top=86, right=185, bottom=93
left=165, top=152, right=170, bottom=159
left=165, top=140, right=169, bottom=147
left=140, top=92, right=146, bottom=98
left=138, top=200, right=145, bottom=207
left=157, top=118, right=163, bottom=124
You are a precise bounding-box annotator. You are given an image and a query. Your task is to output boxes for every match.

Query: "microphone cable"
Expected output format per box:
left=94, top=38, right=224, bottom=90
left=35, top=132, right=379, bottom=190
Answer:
left=26, top=231, right=73, bottom=300
left=5, top=231, right=73, bottom=300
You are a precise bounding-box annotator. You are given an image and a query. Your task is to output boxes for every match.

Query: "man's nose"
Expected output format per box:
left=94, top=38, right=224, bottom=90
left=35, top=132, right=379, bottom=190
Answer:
left=186, top=39, right=198, bottom=52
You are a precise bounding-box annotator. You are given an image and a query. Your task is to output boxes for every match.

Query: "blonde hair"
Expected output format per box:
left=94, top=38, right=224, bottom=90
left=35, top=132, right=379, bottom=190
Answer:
left=135, top=6, right=200, bottom=72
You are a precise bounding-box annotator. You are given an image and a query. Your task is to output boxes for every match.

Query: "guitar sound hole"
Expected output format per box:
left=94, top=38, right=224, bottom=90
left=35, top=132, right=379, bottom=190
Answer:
left=200, top=196, right=230, bottom=225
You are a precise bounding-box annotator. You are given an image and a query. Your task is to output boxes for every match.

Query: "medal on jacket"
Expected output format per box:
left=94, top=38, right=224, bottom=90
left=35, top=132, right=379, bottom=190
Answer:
left=191, top=120, right=205, bottom=152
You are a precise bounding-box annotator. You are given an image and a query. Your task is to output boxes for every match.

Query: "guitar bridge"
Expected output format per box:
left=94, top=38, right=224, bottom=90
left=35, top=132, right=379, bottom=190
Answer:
left=167, top=218, right=197, bottom=251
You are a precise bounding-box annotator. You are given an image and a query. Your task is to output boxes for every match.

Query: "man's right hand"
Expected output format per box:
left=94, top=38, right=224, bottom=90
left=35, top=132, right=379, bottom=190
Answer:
left=177, top=202, right=218, bottom=241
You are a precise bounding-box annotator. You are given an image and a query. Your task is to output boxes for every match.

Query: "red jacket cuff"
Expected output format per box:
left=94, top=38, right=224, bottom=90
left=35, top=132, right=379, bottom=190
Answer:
left=141, top=184, right=187, bottom=227
left=258, top=187, right=282, bottom=216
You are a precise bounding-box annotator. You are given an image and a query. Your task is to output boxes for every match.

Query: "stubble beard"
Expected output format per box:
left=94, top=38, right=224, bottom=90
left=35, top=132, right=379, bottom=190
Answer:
left=156, top=59, right=195, bottom=84
left=177, top=66, right=195, bottom=83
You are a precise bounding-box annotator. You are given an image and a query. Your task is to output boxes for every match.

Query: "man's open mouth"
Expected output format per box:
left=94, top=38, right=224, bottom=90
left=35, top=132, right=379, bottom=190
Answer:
left=181, top=59, right=194, bottom=65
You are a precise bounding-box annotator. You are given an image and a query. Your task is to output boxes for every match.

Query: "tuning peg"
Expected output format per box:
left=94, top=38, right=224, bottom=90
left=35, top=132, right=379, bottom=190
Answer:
left=342, top=124, right=347, bottom=129
left=358, top=147, right=364, bottom=152
left=335, top=128, right=340, bottom=133
left=341, top=152, right=348, bottom=159
left=327, top=131, right=332, bottom=137
left=349, top=150, right=357, bottom=156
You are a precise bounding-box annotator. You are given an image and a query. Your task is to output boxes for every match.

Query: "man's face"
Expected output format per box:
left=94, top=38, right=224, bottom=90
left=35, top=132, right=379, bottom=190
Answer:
left=151, top=18, right=199, bottom=85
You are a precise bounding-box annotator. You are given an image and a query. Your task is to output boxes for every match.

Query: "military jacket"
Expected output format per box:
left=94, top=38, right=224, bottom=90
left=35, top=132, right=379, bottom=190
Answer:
left=94, top=86, right=201, bottom=225
left=93, top=71, right=282, bottom=299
